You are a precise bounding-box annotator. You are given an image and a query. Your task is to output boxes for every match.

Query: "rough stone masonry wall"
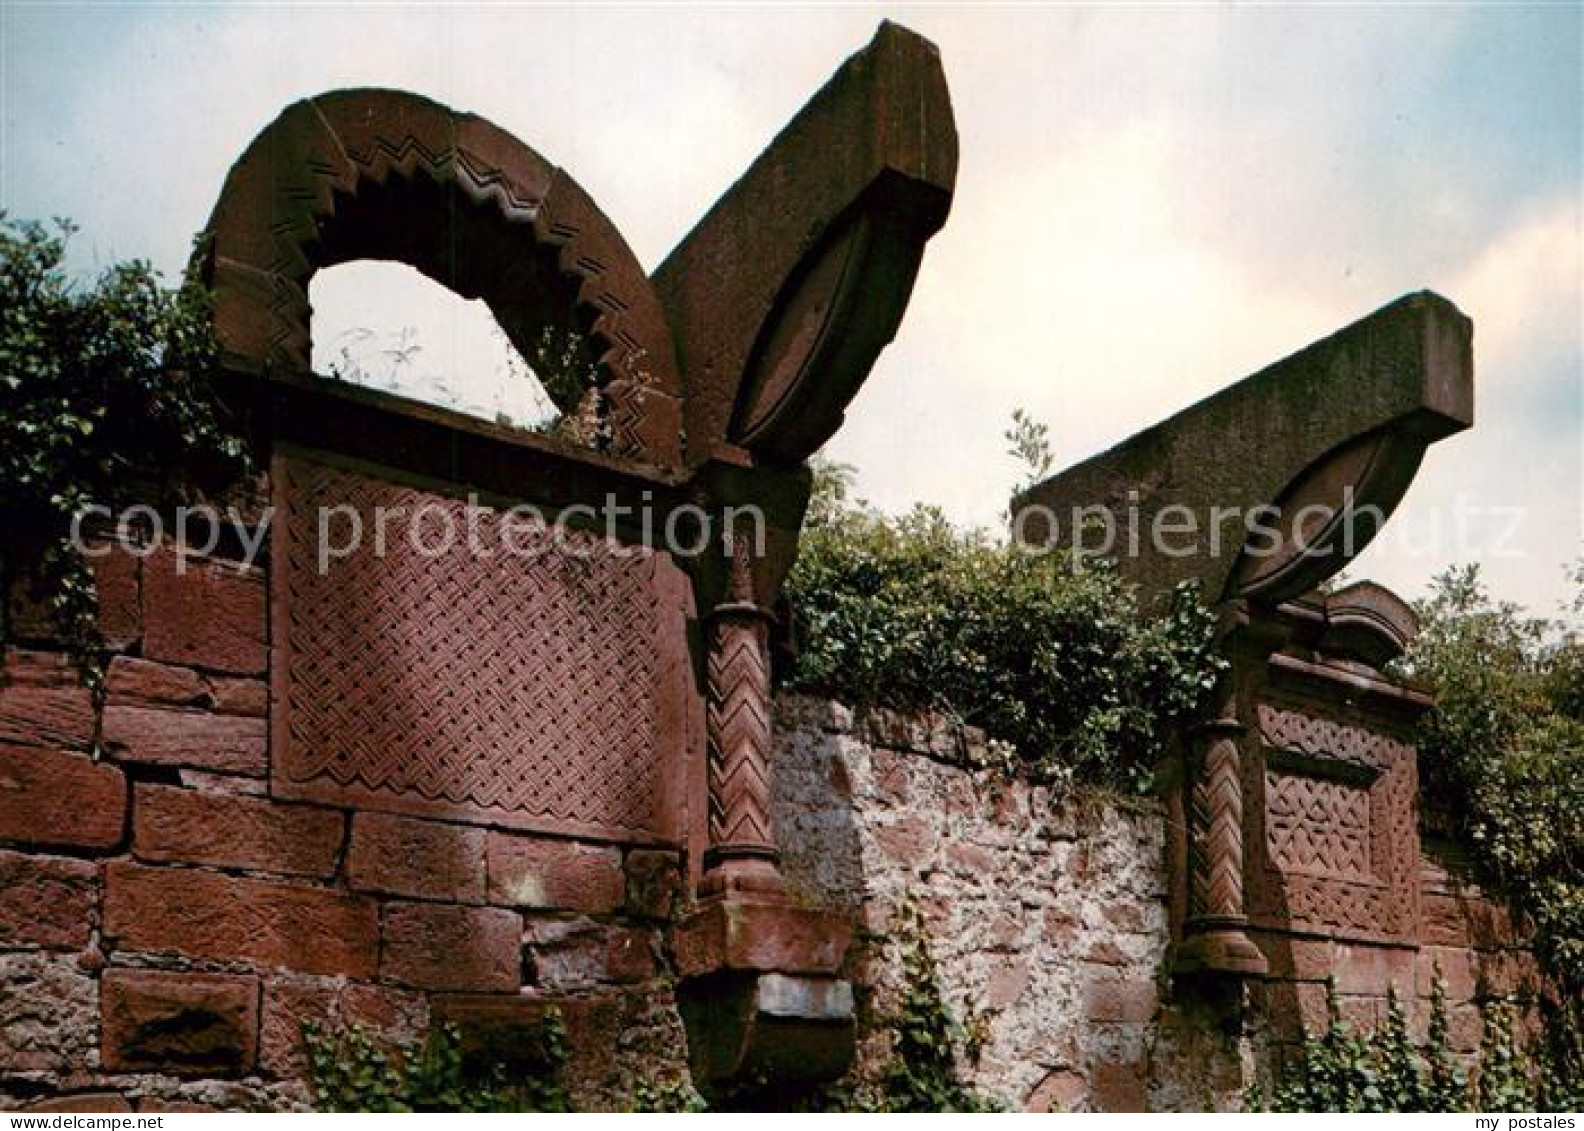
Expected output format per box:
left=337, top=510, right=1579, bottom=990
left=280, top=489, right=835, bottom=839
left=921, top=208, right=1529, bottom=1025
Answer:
left=772, top=695, right=1244, bottom=1112
left=771, top=695, right=1541, bottom=1112
left=0, top=537, right=690, bottom=1113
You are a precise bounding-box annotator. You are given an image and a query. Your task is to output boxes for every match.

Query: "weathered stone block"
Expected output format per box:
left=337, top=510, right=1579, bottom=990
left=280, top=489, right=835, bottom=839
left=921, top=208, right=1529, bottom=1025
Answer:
left=103, top=705, right=267, bottom=776
left=208, top=676, right=268, bottom=717
left=1419, top=891, right=1473, bottom=947
left=347, top=813, right=485, bottom=902
left=8, top=546, right=140, bottom=652
left=0, top=951, right=98, bottom=1076
left=0, top=849, right=97, bottom=949
left=1025, top=1069, right=1087, bottom=1113
left=986, top=911, right=1024, bottom=951
left=1082, top=968, right=1157, bottom=1023
left=1091, top=1056, right=1148, bottom=1113
left=0, top=650, right=96, bottom=750
left=1251, top=934, right=1336, bottom=982
left=1417, top=945, right=1476, bottom=1000
left=868, top=748, right=911, bottom=805
left=381, top=903, right=521, bottom=992
left=986, top=956, right=1030, bottom=1008
left=1334, top=944, right=1416, bottom=998
left=106, top=656, right=208, bottom=707
left=104, top=862, right=377, bottom=976
left=1266, top=981, right=1333, bottom=1042
left=429, top=996, right=565, bottom=1075
left=673, top=901, right=851, bottom=977
left=486, top=833, right=623, bottom=913
left=1447, top=1001, right=1484, bottom=1052
left=678, top=971, right=856, bottom=1095
left=259, top=976, right=428, bottom=1077
left=1478, top=949, right=1540, bottom=999
left=871, top=814, right=938, bottom=867
left=134, top=784, right=343, bottom=877
left=624, top=849, right=682, bottom=920
left=101, top=969, right=259, bottom=1075
left=1336, top=994, right=1383, bottom=1032
left=1099, top=902, right=1153, bottom=935
left=529, top=933, right=609, bottom=991
left=605, top=927, right=658, bottom=985
left=1043, top=908, right=1081, bottom=946
left=135, top=1098, right=224, bottom=1113
left=0, top=742, right=125, bottom=850
left=143, top=546, right=267, bottom=675
left=942, top=838, right=994, bottom=876
left=1080, top=936, right=1131, bottom=967
left=23, top=1093, right=134, bottom=1113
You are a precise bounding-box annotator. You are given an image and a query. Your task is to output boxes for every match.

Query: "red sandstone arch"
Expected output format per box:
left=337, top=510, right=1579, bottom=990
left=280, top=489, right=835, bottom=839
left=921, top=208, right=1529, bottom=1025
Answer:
left=200, top=88, right=682, bottom=466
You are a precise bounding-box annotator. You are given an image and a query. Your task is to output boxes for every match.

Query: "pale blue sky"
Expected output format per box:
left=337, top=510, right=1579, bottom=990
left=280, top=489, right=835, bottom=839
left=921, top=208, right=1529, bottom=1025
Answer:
left=2, top=3, right=1579, bottom=614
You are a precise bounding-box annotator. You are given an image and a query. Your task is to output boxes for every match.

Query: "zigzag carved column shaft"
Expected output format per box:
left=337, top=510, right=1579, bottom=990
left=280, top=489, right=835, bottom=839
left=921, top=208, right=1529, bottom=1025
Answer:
left=1176, top=684, right=1268, bottom=978
left=701, top=527, right=786, bottom=898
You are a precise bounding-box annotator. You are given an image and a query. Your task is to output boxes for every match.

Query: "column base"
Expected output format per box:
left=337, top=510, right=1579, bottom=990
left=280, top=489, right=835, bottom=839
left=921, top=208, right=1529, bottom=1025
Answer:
left=674, top=898, right=855, bottom=1098
left=698, top=854, right=787, bottom=899
left=1174, top=921, right=1269, bottom=978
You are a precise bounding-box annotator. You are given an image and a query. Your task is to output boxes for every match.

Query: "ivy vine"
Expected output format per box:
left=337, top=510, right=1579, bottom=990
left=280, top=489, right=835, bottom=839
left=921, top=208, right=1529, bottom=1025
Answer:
left=302, top=1015, right=570, bottom=1113
left=1248, top=981, right=1546, bottom=1113
left=0, top=216, right=251, bottom=692
left=1404, top=564, right=1584, bottom=1106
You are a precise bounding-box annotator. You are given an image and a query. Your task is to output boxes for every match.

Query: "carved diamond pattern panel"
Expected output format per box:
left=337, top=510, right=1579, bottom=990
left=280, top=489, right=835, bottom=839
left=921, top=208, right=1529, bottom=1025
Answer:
left=1251, top=701, right=1418, bottom=944
left=1264, top=771, right=1371, bottom=881
left=271, top=451, right=677, bottom=843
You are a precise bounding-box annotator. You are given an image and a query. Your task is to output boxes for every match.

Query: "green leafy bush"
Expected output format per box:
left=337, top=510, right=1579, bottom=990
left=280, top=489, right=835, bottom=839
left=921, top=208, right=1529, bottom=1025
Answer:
left=782, top=461, right=1221, bottom=792
left=0, top=216, right=249, bottom=689
left=1252, top=984, right=1551, bottom=1113
left=303, top=1016, right=570, bottom=1113
left=1251, top=984, right=1474, bottom=1112
left=1403, top=564, right=1584, bottom=1105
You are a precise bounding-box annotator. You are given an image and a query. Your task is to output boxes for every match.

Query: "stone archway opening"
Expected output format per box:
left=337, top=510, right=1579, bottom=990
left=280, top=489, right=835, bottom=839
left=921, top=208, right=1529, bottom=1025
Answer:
left=308, top=259, right=564, bottom=432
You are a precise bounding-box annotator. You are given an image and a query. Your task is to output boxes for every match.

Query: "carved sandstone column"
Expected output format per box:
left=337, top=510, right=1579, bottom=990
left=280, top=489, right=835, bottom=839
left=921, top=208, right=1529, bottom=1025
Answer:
left=1175, top=678, right=1267, bottom=977
left=701, top=523, right=785, bottom=897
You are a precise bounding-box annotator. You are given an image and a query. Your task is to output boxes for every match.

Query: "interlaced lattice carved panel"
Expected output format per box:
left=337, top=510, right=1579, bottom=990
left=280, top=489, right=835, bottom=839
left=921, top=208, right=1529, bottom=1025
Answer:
left=1250, top=701, right=1417, bottom=943
left=1264, top=771, right=1371, bottom=881
left=271, top=451, right=682, bottom=842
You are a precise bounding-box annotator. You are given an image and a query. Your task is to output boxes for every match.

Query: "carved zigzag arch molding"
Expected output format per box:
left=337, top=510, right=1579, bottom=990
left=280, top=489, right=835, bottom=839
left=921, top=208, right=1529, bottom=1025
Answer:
left=202, top=88, right=683, bottom=466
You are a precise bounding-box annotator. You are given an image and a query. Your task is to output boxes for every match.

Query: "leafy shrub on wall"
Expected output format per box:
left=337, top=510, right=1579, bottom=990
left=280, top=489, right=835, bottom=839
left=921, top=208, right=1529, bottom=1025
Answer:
left=1403, top=564, right=1584, bottom=1107
left=0, top=216, right=250, bottom=688
left=1248, top=983, right=1539, bottom=1113
left=303, top=1017, right=570, bottom=1113
left=782, top=460, right=1222, bottom=793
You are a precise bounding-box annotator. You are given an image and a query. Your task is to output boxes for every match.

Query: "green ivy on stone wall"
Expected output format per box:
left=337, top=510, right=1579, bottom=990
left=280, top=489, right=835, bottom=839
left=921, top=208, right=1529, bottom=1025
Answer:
left=0, top=216, right=251, bottom=692
left=302, top=1016, right=570, bottom=1113
left=1403, top=564, right=1584, bottom=1107
left=1249, top=984, right=1478, bottom=1113
left=876, top=901, right=1001, bottom=1112
left=782, top=460, right=1222, bottom=794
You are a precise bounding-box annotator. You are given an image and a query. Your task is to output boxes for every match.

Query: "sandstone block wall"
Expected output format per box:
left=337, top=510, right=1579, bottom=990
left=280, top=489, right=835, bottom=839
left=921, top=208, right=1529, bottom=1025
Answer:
left=0, top=538, right=689, bottom=1112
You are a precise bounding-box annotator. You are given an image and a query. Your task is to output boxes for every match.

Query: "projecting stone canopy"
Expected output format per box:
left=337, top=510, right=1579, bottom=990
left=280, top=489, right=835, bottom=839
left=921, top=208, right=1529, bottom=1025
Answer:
left=653, top=19, right=959, bottom=469
left=1013, top=291, right=1474, bottom=610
